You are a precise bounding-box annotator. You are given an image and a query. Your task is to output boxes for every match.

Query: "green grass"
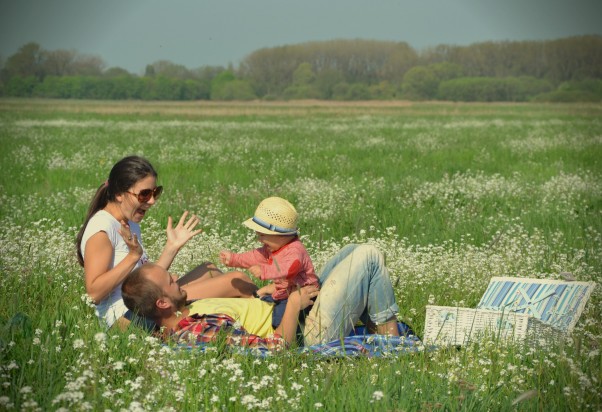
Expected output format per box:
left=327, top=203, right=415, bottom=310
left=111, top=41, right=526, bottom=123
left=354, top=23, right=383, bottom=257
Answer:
left=0, top=99, right=601, bottom=411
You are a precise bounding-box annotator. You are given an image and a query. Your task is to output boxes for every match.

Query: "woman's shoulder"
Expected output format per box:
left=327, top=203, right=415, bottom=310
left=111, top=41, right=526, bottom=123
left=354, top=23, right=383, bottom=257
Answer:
left=80, top=210, right=120, bottom=250
left=88, top=210, right=119, bottom=227
left=83, top=210, right=121, bottom=238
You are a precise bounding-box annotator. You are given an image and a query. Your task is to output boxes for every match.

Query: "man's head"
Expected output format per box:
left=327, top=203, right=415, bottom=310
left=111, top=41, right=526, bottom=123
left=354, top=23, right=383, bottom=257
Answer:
left=122, top=263, right=188, bottom=321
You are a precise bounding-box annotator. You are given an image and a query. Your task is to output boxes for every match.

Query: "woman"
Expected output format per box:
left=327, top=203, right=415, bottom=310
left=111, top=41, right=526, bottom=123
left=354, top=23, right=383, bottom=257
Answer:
left=76, top=155, right=257, bottom=329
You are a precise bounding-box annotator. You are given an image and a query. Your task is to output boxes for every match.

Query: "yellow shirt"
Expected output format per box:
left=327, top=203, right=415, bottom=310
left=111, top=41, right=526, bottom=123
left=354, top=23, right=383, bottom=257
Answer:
left=188, top=298, right=275, bottom=337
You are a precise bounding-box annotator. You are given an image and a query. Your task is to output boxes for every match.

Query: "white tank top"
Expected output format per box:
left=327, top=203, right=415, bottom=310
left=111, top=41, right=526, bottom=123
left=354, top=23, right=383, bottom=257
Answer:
left=80, top=210, right=148, bottom=327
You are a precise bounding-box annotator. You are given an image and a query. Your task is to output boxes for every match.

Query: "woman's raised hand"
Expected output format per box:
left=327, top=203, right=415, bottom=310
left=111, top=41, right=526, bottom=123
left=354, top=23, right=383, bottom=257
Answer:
left=119, top=220, right=143, bottom=258
left=166, top=211, right=203, bottom=250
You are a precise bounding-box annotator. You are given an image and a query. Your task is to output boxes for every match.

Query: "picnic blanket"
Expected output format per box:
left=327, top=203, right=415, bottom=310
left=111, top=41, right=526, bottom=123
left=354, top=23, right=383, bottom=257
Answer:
left=173, top=322, right=424, bottom=358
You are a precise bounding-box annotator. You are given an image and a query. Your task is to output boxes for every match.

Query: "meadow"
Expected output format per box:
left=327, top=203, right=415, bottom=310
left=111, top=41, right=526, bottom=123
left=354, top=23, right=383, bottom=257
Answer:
left=0, top=99, right=600, bottom=411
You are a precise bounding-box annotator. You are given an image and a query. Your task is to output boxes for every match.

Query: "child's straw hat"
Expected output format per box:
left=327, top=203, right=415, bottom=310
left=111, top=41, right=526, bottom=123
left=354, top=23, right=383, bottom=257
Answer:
left=243, top=197, right=299, bottom=235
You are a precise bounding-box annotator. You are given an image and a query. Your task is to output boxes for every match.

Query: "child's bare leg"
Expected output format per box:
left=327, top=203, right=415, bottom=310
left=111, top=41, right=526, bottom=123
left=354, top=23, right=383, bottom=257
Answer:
left=182, top=271, right=258, bottom=299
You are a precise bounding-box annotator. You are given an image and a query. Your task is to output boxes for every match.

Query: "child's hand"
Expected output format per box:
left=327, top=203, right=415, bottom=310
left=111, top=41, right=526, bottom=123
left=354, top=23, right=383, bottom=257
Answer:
left=248, top=265, right=262, bottom=278
left=256, top=284, right=275, bottom=298
left=219, top=251, right=232, bottom=265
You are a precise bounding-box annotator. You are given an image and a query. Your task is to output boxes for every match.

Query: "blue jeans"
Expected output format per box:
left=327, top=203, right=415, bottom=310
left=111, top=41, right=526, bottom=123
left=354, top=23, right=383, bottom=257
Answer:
left=261, top=295, right=287, bottom=329
left=262, top=295, right=313, bottom=330
left=303, top=244, right=400, bottom=345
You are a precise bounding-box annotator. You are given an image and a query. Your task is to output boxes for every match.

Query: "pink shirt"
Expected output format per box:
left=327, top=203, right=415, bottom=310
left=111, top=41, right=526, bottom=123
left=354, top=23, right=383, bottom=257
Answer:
left=228, top=238, right=320, bottom=300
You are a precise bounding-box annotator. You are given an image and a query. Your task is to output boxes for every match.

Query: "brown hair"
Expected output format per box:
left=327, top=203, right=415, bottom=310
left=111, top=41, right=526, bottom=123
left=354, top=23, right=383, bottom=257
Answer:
left=121, top=264, right=164, bottom=320
left=75, top=155, right=157, bottom=266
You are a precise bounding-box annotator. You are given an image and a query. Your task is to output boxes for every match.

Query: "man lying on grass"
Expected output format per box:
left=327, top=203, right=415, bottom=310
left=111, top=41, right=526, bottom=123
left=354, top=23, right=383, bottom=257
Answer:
left=122, top=244, right=402, bottom=350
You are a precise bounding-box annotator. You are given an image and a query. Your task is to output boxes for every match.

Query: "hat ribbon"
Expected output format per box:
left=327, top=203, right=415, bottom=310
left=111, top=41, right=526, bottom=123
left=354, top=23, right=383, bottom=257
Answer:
left=252, top=216, right=297, bottom=234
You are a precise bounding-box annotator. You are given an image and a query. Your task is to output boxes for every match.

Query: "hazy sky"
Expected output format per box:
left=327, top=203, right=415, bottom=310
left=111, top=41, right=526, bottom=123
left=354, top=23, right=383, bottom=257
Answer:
left=1, top=0, right=600, bottom=74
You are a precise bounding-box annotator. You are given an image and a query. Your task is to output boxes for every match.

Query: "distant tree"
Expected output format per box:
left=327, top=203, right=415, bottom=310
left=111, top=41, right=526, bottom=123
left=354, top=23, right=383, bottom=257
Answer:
left=533, top=78, right=602, bottom=102
left=512, top=76, right=554, bottom=100
left=43, top=49, right=77, bottom=76
left=191, top=65, right=225, bottom=83
left=419, top=35, right=602, bottom=85
left=430, top=62, right=464, bottom=82
left=377, top=42, right=418, bottom=83
left=282, top=62, right=321, bottom=99
left=239, top=46, right=299, bottom=96
left=438, top=76, right=552, bottom=102
left=154, top=75, right=183, bottom=100
left=402, top=66, right=438, bottom=99
left=104, top=67, right=132, bottom=77
left=209, top=70, right=235, bottom=99
left=3, top=36, right=601, bottom=102
left=32, top=75, right=61, bottom=98
left=181, top=79, right=209, bottom=100
left=144, top=64, right=156, bottom=77
left=4, top=75, right=38, bottom=96
left=211, top=79, right=256, bottom=100
left=292, top=62, right=315, bottom=86
left=148, top=60, right=192, bottom=79
left=71, top=55, right=105, bottom=76
left=345, top=83, right=371, bottom=100
left=331, top=82, right=350, bottom=100
left=2, top=42, right=46, bottom=81
left=314, top=68, right=344, bottom=99
left=188, top=65, right=224, bottom=98
left=369, top=81, right=397, bottom=99
left=240, top=39, right=417, bottom=98
left=106, top=75, right=144, bottom=99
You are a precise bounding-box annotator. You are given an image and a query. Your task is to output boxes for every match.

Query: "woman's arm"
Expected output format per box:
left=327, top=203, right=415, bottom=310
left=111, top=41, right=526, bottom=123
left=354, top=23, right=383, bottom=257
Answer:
left=182, top=271, right=258, bottom=300
left=156, top=211, right=202, bottom=270
left=84, top=231, right=142, bottom=303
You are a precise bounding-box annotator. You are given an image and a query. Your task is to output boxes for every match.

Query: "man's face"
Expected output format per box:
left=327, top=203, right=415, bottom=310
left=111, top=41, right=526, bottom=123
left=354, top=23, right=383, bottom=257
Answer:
left=149, top=264, right=188, bottom=311
left=165, top=273, right=188, bottom=310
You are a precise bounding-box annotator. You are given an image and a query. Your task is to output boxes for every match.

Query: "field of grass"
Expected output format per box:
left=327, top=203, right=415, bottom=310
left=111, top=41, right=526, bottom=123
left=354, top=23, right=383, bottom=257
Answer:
left=1, top=99, right=601, bottom=411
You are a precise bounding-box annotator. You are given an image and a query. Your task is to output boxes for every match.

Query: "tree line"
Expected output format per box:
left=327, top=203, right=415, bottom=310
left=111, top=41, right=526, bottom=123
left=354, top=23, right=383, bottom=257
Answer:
left=1, top=36, right=601, bottom=102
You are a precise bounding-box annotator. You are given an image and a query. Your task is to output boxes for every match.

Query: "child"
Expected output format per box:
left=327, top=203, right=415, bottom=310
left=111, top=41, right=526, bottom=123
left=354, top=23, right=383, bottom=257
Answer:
left=220, top=197, right=319, bottom=329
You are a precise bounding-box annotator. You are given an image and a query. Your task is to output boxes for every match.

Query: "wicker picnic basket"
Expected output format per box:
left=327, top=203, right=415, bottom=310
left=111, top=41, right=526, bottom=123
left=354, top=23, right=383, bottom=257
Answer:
left=423, top=277, right=595, bottom=346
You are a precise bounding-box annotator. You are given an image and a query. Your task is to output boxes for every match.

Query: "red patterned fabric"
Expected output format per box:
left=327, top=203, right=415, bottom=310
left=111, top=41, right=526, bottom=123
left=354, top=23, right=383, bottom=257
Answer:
left=172, top=313, right=287, bottom=351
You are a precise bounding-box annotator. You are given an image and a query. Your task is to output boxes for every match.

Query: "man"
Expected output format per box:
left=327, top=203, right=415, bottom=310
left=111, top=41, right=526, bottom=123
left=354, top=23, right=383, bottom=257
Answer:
left=122, top=244, right=401, bottom=349
left=122, top=262, right=316, bottom=349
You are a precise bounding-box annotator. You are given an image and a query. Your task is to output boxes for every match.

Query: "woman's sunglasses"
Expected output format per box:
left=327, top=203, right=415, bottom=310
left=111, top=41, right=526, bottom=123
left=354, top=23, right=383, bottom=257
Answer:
left=126, top=186, right=163, bottom=203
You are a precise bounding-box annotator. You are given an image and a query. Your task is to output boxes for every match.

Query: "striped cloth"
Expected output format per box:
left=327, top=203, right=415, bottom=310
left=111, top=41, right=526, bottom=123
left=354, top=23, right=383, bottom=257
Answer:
left=300, top=334, right=424, bottom=357
left=172, top=322, right=424, bottom=358
left=477, top=277, right=596, bottom=332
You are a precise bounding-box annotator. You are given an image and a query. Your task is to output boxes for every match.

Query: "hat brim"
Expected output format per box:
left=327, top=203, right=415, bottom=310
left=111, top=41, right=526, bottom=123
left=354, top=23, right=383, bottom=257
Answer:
left=242, top=218, right=297, bottom=235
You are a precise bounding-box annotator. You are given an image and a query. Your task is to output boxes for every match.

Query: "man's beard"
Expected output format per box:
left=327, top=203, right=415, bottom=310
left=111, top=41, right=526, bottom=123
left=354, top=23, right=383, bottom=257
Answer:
left=172, top=289, right=188, bottom=310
